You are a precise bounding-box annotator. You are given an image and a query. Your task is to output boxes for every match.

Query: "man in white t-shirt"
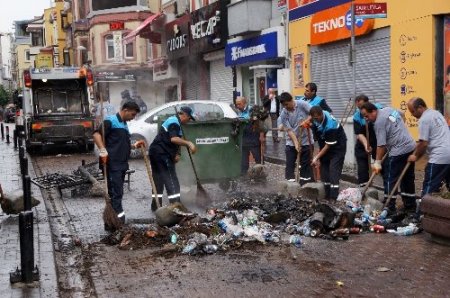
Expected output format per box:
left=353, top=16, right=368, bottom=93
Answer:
left=407, top=97, right=450, bottom=196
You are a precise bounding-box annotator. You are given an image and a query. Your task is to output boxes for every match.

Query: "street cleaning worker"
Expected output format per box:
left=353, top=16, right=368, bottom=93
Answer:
left=93, top=101, right=142, bottom=230
left=353, top=94, right=383, bottom=187
left=407, top=97, right=450, bottom=205
left=360, top=102, right=416, bottom=215
left=300, top=82, right=333, bottom=113
left=235, top=96, right=266, bottom=176
left=147, top=106, right=196, bottom=211
left=303, top=106, right=347, bottom=200
left=278, top=91, right=314, bottom=184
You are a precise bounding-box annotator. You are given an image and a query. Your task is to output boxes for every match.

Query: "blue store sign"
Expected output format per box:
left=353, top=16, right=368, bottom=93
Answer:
left=225, top=31, right=278, bottom=66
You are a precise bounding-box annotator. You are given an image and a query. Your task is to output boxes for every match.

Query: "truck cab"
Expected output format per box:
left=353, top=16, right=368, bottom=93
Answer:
left=21, top=67, right=95, bottom=152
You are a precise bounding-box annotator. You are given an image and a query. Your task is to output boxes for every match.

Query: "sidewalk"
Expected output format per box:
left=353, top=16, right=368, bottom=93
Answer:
left=0, top=123, right=58, bottom=297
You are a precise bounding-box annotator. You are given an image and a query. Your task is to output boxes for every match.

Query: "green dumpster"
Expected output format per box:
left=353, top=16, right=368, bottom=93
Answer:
left=175, top=119, right=244, bottom=189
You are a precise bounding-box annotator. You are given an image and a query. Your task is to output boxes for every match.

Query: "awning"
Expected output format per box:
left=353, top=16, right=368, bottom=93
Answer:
left=123, top=12, right=164, bottom=44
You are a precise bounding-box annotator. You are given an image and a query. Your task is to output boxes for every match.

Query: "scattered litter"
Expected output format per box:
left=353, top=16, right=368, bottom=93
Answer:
left=376, top=267, right=392, bottom=272
left=336, top=281, right=344, bottom=287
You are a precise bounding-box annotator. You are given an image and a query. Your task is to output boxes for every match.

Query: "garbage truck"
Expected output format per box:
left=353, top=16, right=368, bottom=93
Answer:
left=19, top=67, right=95, bottom=152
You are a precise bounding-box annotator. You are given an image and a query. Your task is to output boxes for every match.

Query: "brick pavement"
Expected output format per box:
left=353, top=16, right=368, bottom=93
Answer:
left=0, top=123, right=58, bottom=297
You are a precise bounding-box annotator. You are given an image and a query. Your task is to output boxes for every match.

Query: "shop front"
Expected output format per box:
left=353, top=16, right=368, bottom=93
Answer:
left=289, top=0, right=450, bottom=138
left=225, top=26, right=286, bottom=105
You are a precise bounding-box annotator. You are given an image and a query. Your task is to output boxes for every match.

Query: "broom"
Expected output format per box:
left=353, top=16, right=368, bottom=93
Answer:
left=99, top=94, right=122, bottom=230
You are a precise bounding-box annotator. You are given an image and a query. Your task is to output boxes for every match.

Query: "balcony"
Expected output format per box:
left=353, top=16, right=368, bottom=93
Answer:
left=227, top=0, right=272, bottom=37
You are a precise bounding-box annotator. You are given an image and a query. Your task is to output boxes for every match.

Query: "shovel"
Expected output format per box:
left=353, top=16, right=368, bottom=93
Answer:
left=361, top=153, right=388, bottom=199
left=140, top=147, right=195, bottom=226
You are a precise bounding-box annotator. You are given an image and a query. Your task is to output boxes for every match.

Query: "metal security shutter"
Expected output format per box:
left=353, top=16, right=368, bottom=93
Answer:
left=210, top=59, right=233, bottom=102
left=310, top=27, right=390, bottom=119
left=183, top=57, right=209, bottom=101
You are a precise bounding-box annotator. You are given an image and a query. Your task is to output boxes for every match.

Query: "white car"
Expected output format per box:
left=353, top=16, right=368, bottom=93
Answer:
left=128, top=100, right=238, bottom=158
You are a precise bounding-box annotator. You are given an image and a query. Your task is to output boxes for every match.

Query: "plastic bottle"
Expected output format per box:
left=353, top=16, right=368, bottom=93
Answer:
left=182, top=242, right=197, bottom=254
left=218, top=219, right=228, bottom=232
left=170, top=233, right=178, bottom=244
left=379, top=209, right=388, bottom=219
left=394, top=225, right=419, bottom=236
left=289, top=235, right=302, bottom=247
left=203, top=244, right=218, bottom=254
left=371, top=225, right=385, bottom=233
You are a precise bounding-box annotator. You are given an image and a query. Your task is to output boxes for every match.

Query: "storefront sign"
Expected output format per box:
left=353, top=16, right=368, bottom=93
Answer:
left=95, top=71, right=135, bottom=82
left=35, top=53, right=54, bottom=69
left=190, top=0, right=229, bottom=53
left=289, top=0, right=351, bottom=22
left=165, top=15, right=190, bottom=60
left=225, top=32, right=278, bottom=66
left=444, top=16, right=450, bottom=126
left=109, top=21, right=125, bottom=31
left=310, top=0, right=374, bottom=45
left=354, top=2, right=387, bottom=19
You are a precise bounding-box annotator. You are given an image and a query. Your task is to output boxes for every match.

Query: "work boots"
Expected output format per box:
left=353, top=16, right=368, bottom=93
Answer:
left=151, top=197, right=162, bottom=212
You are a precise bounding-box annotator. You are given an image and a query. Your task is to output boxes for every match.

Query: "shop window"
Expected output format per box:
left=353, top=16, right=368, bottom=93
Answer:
left=25, top=50, right=31, bottom=62
left=105, top=35, right=134, bottom=60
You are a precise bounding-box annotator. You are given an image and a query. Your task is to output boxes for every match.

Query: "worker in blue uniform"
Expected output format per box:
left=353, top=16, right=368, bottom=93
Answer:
left=147, top=106, right=197, bottom=211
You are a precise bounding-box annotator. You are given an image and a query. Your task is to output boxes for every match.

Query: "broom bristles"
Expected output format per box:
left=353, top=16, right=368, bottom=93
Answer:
left=103, top=200, right=123, bottom=229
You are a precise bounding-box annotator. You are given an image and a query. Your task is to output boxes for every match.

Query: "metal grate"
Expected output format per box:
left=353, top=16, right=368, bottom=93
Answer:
left=31, top=173, right=88, bottom=190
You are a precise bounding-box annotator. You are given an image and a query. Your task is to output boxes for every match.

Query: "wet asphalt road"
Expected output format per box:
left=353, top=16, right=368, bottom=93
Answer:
left=30, top=148, right=450, bottom=297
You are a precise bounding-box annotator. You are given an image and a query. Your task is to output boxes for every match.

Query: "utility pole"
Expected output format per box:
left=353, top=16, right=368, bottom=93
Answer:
left=350, top=0, right=356, bottom=100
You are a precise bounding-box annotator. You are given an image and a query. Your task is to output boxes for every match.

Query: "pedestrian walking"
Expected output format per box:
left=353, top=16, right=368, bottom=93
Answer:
left=300, top=82, right=332, bottom=113
left=235, top=96, right=266, bottom=176
left=353, top=94, right=383, bottom=187
left=263, top=88, right=281, bottom=142
left=93, top=101, right=142, bottom=230
left=407, top=97, right=450, bottom=196
left=303, top=106, right=347, bottom=199
left=360, top=102, right=417, bottom=214
left=278, top=92, right=314, bottom=184
left=147, top=106, right=197, bottom=210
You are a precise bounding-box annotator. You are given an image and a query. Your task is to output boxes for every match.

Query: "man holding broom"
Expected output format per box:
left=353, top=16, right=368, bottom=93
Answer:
left=145, top=106, right=197, bottom=211
left=93, top=101, right=142, bottom=231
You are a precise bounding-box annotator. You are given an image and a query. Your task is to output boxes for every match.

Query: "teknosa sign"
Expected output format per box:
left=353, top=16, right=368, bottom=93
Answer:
left=310, top=0, right=374, bottom=46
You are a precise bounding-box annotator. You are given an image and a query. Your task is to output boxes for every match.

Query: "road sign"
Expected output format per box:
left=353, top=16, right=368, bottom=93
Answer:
left=354, top=2, right=387, bottom=19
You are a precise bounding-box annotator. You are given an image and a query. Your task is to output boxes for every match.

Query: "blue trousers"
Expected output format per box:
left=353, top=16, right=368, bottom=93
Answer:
left=106, top=169, right=126, bottom=214
left=383, top=152, right=416, bottom=211
left=421, top=163, right=450, bottom=196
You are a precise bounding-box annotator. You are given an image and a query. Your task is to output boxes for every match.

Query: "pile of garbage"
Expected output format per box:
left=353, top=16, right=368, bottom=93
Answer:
left=337, top=187, right=422, bottom=236
left=102, top=190, right=422, bottom=255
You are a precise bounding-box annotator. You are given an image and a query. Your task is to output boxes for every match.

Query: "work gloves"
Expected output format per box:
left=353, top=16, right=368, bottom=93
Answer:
left=372, top=159, right=382, bottom=174
left=99, top=148, right=108, bottom=164
left=300, top=120, right=311, bottom=129
left=134, top=140, right=146, bottom=148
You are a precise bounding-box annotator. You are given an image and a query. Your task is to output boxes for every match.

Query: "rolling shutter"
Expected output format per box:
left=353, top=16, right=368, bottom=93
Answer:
left=210, top=58, right=233, bottom=102
left=310, top=27, right=391, bottom=119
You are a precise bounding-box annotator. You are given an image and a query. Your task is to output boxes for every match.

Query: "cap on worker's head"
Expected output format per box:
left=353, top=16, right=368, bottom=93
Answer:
left=180, top=106, right=195, bottom=121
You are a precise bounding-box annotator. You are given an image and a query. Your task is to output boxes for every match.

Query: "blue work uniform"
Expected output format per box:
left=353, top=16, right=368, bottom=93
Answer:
left=299, top=95, right=333, bottom=113
left=96, top=113, right=131, bottom=218
left=311, top=111, right=347, bottom=199
left=149, top=115, right=183, bottom=204
left=353, top=103, right=383, bottom=186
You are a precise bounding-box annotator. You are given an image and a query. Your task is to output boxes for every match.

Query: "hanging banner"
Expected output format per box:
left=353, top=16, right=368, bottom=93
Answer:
left=293, top=53, right=304, bottom=88
left=444, top=16, right=450, bottom=126
left=113, top=31, right=123, bottom=63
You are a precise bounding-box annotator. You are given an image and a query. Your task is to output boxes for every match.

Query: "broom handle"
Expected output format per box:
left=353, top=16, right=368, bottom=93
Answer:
left=173, top=107, right=201, bottom=183
left=140, top=147, right=161, bottom=209
left=365, top=122, right=372, bottom=171
left=99, top=94, right=109, bottom=198
left=361, top=153, right=387, bottom=197
left=295, top=125, right=302, bottom=183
